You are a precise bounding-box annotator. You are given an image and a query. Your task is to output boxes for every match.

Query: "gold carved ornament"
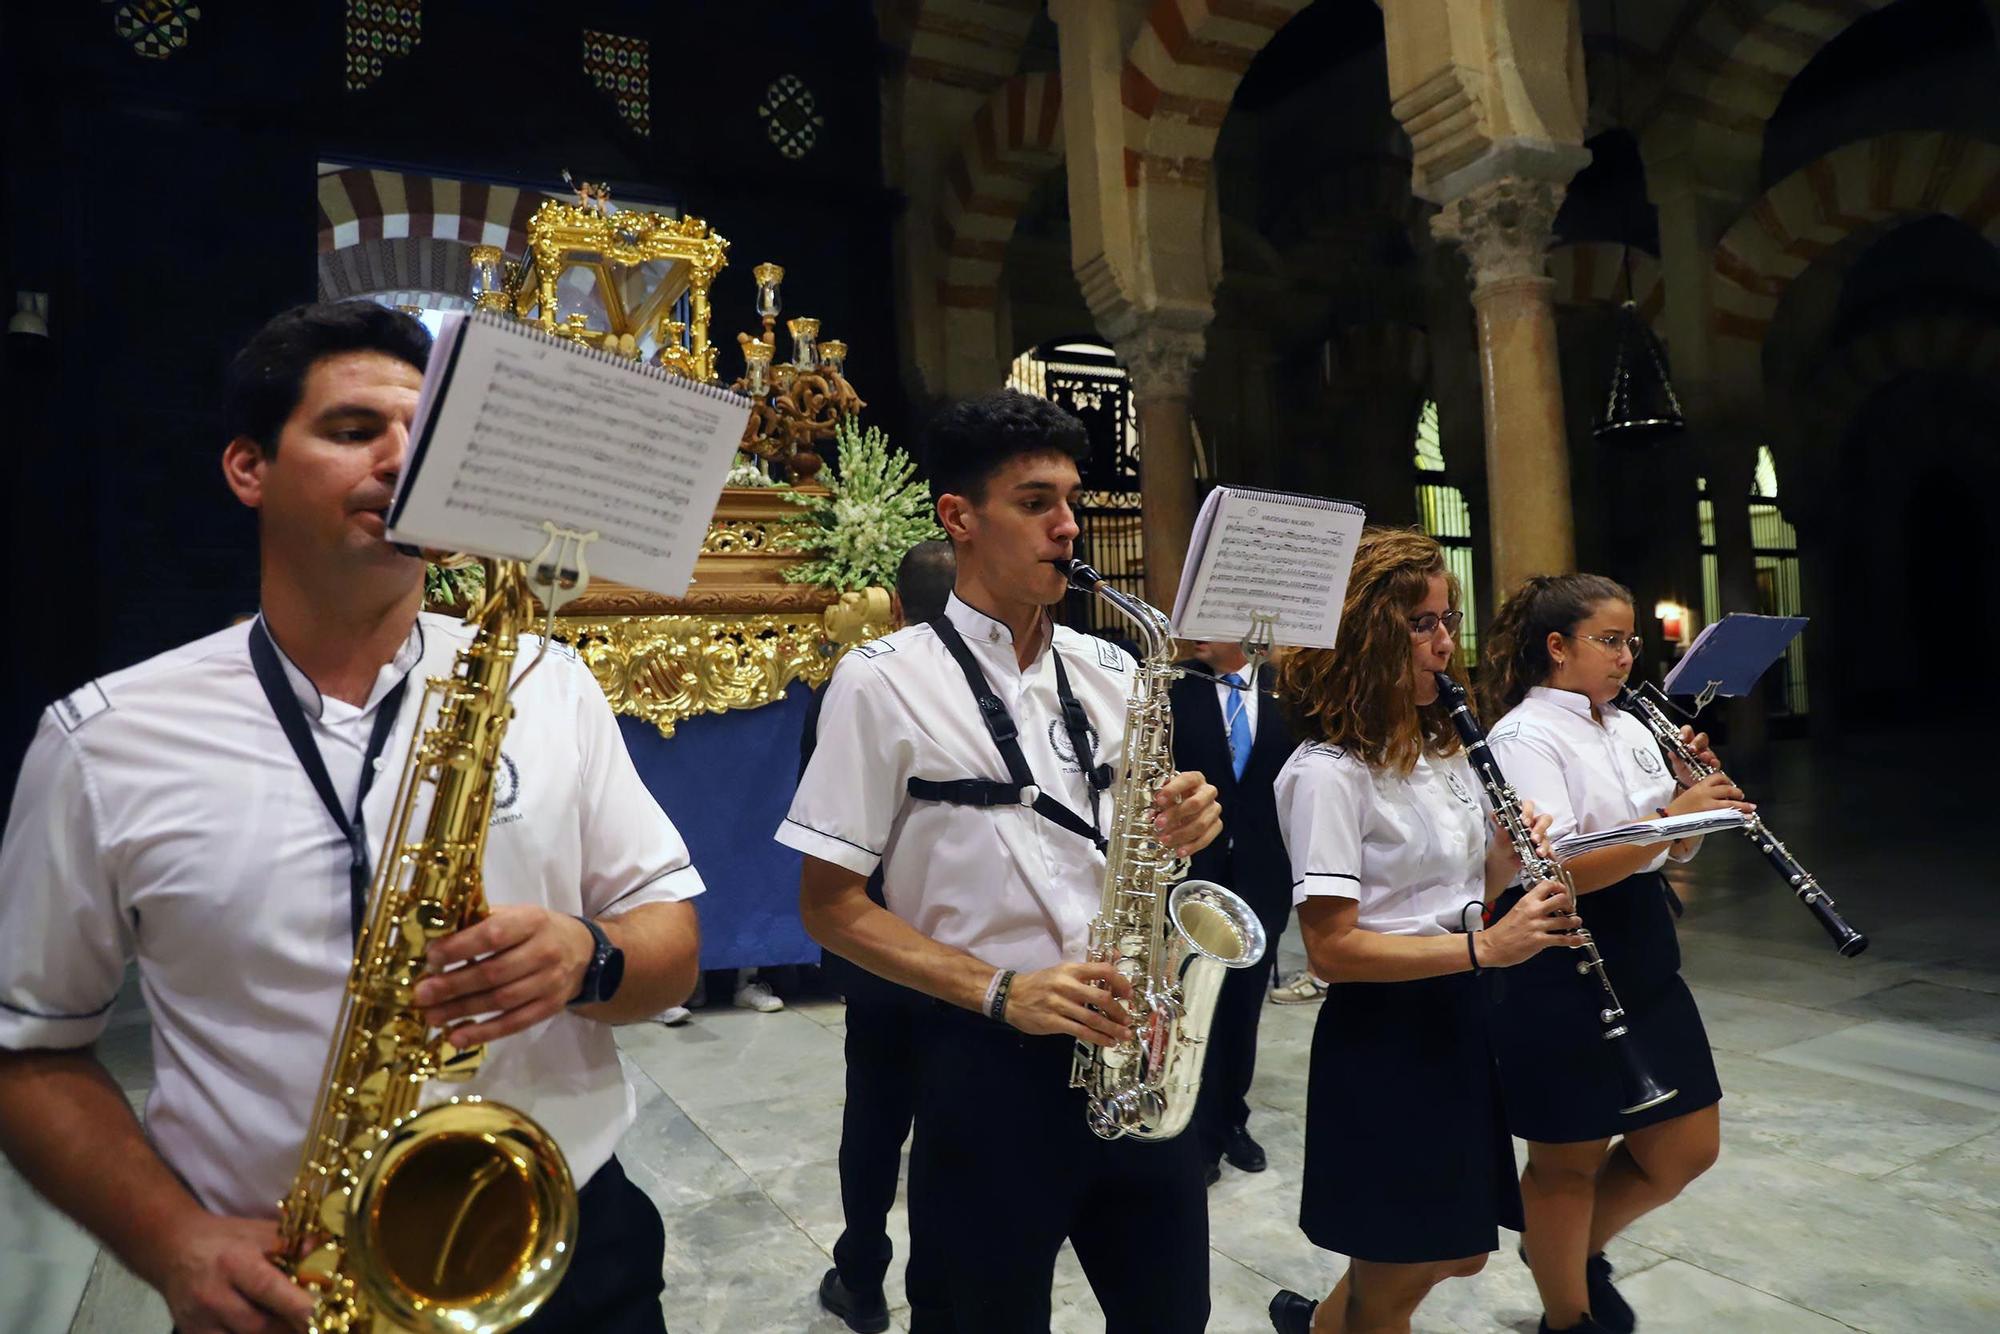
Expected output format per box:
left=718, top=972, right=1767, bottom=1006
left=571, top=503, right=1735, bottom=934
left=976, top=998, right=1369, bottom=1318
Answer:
left=543, top=492, right=892, bottom=737
left=490, top=197, right=730, bottom=383
left=462, top=185, right=893, bottom=734
left=555, top=588, right=890, bottom=738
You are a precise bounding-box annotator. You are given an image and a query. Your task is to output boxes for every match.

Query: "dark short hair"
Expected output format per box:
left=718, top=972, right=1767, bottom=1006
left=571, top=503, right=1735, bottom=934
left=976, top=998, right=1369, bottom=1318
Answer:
left=223, top=301, right=432, bottom=454
left=922, top=390, right=1088, bottom=502
left=895, top=539, right=956, bottom=624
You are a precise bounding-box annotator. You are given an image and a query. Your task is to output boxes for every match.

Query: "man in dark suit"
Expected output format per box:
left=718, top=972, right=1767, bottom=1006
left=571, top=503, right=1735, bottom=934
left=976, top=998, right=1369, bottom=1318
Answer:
left=808, top=539, right=954, bottom=1333
left=1170, top=637, right=1296, bottom=1185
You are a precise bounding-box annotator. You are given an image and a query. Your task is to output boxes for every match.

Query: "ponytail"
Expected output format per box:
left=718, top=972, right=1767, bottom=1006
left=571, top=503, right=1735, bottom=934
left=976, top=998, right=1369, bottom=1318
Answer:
left=1477, top=573, right=1633, bottom=721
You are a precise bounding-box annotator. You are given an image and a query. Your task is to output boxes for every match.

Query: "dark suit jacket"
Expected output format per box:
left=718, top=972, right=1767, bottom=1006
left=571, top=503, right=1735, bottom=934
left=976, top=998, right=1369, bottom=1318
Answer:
left=1168, top=661, right=1295, bottom=931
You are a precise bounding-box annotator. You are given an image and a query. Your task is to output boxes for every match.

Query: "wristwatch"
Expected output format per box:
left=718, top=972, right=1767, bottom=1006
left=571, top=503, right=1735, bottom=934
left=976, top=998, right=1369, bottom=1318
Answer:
left=568, top=915, right=626, bottom=1006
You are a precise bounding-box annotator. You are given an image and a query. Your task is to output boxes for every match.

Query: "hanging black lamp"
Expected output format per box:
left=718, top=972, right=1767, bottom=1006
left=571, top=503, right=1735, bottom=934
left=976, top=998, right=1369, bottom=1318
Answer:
left=1594, top=298, right=1685, bottom=444
left=1592, top=1, right=1685, bottom=447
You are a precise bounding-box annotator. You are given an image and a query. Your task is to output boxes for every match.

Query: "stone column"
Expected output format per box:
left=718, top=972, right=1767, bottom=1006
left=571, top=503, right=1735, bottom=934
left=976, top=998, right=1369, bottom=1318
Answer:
left=1115, top=324, right=1204, bottom=610
left=1434, top=175, right=1577, bottom=595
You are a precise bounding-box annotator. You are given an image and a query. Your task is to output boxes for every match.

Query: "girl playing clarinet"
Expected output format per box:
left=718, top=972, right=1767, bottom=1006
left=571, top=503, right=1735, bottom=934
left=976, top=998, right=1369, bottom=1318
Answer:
left=1479, top=574, right=1755, bottom=1334
left=1266, top=529, right=1577, bottom=1334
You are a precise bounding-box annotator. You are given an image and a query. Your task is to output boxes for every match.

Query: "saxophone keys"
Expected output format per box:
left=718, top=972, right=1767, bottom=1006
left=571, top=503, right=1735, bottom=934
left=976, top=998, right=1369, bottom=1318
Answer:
left=402, top=897, right=453, bottom=943
left=373, top=1017, right=423, bottom=1060
left=352, top=1067, right=390, bottom=1110
left=316, top=1187, right=352, bottom=1237
left=435, top=1038, right=486, bottom=1081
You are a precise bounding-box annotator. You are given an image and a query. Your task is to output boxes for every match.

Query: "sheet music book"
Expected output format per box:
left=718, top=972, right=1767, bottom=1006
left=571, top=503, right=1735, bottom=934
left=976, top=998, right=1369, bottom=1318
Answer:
left=1169, top=486, right=1366, bottom=647
left=1661, top=613, right=1807, bottom=698
left=1551, top=809, right=1749, bottom=860
left=386, top=310, right=751, bottom=596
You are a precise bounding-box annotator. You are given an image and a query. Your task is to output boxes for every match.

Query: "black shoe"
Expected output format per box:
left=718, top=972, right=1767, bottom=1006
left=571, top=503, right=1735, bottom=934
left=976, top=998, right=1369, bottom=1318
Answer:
left=818, top=1268, right=891, bottom=1334
left=1519, top=1245, right=1634, bottom=1334
left=1203, top=1159, right=1222, bottom=1187
left=1587, top=1253, right=1635, bottom=1334
left=1223, top=1123, right=1268, bottom=1173
left=1269, top=1288, right=1316, bottom=1334
left=1538, top=1318, right=1608, bottom=1333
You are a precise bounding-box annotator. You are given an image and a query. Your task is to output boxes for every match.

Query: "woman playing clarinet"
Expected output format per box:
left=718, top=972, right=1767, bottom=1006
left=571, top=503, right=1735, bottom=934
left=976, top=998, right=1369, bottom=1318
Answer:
left=1479, top=574, right=1756, bottom=1334
left=1266, top=529, right=1578, bottom=1334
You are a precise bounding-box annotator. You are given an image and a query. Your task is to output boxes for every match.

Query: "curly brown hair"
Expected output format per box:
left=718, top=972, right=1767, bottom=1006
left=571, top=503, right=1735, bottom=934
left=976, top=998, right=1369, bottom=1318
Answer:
left=1275, top=527, right=1462, bottom=774
left=1477, top=573, right=1634, bottom=721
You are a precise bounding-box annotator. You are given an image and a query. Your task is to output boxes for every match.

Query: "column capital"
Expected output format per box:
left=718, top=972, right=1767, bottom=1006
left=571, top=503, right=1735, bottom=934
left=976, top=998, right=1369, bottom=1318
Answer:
left=1114, top=324, right=1206, bottom=405
left=1431, top=174, right=1566, bottom=289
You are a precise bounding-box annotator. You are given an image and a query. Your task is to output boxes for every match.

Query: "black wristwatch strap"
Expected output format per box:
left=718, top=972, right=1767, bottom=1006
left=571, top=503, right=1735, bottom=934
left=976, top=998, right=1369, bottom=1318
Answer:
left=570, top=914, right=614, bottom=1005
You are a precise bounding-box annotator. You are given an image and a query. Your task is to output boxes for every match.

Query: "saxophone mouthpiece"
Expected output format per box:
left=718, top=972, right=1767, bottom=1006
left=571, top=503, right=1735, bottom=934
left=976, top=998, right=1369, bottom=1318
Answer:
left=1055, top=557, right=1102, bottom=592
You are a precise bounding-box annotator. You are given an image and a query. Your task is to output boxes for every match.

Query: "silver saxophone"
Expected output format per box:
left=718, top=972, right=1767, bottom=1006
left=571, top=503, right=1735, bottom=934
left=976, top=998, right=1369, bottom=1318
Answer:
left=1057, top=558, right=1268, bottom=1141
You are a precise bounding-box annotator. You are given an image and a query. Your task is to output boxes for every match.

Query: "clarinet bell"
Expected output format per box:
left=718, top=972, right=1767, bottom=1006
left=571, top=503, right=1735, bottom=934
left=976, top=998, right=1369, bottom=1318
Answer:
left=1615, top=1037, right=1678, bottom=1116
left=1817, top=903, right=1869, bottom=957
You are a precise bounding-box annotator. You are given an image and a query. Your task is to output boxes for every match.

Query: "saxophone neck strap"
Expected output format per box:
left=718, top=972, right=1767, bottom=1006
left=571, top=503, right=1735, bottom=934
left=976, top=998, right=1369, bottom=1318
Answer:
left=912, top=616, right=1108, bottom=851
left=248, top=617, right=411, bottom=942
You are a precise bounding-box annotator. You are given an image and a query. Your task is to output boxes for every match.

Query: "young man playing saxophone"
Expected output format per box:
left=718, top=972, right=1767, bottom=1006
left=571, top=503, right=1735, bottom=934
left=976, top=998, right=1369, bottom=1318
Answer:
left=779, top=390, right=1223, bottom=1333
left=0, top=302, right=702, bottom=1334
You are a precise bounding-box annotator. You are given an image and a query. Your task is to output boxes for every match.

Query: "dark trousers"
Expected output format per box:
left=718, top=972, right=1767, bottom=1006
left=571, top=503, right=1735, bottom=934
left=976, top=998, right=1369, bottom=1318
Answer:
left=907, top=1006, right=1210, bottom=1334
left=1192, top=947, right=1277, bottom=1166
left=177, top=1157, right=665, bottom=1334
left=517, top=1155, right=668, bottom=1333
left=833, top=988, right=940, bottom=1307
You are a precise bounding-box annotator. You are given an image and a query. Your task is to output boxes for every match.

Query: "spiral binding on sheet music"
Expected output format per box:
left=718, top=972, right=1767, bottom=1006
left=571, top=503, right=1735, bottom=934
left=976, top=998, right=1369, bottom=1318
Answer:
left=466, top=307, right=752, bottom=407
left=1214, top=485, right=1365, bottom=517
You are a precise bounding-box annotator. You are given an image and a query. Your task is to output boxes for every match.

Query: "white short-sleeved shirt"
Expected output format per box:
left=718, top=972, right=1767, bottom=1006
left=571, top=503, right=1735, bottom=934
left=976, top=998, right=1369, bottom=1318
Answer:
left=776, top=593, right=1133, bottom=972
left=1274, top=741, right=1489, bottom=937
left=0, top=612, right=704, bottom=1220
left=1487, top=686, right=1694, bottom=874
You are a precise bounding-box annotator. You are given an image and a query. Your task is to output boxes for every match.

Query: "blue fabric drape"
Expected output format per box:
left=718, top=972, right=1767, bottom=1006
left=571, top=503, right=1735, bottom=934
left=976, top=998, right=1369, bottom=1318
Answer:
left=616, top=686, right=819, bottom=970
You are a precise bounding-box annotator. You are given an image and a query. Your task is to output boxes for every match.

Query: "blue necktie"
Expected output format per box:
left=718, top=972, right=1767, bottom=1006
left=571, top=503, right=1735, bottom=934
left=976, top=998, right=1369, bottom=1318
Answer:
left=1222, top=673, right=1252, bottom=781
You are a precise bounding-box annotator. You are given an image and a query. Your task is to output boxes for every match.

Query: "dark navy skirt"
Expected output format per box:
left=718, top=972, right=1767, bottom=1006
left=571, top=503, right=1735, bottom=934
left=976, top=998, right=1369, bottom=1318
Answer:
left=1301, top=969, right=1523, bottom=1263
left=1487, top=871, right=1723, bottom=1143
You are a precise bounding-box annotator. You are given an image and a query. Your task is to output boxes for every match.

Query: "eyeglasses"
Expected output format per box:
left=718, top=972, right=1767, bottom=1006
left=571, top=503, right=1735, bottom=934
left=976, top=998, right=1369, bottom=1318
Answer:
left=1406, top=609, right=1465, bottom=637
left=1570, top=631, right=1644, bottom=658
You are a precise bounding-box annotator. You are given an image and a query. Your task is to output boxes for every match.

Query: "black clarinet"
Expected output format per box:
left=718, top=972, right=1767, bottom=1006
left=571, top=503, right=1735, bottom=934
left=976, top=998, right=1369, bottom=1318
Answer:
left=1614, top=683, right=1868, bottom=957
left=1436, top=673, right=1678, bottom=1116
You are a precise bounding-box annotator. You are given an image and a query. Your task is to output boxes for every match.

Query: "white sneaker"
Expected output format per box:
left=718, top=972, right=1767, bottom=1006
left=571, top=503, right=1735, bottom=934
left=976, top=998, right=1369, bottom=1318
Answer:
left=654, top=1005, right=692, bottom=1026
left=733, top=980, right=784, bottom=1013
left=1270, top=971, right=1328, bottom=1005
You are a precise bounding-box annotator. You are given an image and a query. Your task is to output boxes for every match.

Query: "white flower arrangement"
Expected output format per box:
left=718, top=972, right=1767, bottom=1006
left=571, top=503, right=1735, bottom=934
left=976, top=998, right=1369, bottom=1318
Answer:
left=784, top=416, right=943, bottom=592
left=424, top=556, right=486, bottom=611
left=725, top=452, right=779, bottom=488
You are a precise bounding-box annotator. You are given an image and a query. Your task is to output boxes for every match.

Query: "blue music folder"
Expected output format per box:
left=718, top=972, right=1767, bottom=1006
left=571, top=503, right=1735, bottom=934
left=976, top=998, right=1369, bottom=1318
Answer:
left=1662, top=613, right=1807, bottom=700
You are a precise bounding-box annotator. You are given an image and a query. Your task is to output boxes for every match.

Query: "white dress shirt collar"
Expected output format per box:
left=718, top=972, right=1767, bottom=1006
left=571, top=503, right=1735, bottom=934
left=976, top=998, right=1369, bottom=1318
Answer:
left=257, top=614, right=426, bottom=721
left=943, top=591, right=1050, bottom=661
left=1526, top=684, right=1600, bottom=723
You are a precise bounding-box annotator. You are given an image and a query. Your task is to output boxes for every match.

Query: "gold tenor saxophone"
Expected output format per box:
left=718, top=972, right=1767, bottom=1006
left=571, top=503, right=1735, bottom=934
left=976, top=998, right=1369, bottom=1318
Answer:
left=1058, top=559, right=1268, bottom=1141
left=278, top=560, right=577, bottom=1334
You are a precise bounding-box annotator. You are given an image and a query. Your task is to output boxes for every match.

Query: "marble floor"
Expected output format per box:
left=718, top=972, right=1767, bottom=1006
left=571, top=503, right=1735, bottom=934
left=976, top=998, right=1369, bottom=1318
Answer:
left=5, top=733, right=1998, bottom=1332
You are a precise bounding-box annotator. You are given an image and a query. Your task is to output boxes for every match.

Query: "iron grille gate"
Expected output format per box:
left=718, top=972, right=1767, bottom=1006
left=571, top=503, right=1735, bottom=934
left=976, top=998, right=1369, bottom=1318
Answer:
left=1008, top=342, right=1144, bottom=639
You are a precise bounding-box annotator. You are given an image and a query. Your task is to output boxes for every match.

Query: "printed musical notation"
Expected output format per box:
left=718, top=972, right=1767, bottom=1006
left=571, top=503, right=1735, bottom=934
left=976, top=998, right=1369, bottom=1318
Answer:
left=386, top=312, right=750, bottom=595
left=1170, top=487, right=1365, bottom=649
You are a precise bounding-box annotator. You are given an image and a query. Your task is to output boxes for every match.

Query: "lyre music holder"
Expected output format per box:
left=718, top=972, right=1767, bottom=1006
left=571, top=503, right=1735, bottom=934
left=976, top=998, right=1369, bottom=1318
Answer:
left=1237, top=609, right=1280, bottom=682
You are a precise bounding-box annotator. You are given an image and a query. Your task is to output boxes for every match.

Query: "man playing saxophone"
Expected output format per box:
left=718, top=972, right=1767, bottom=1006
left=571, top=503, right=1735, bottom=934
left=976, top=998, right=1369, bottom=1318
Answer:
left=0, top=302, right=703, bottom=1334
left=780, top=390, right=1222, bottom=1334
